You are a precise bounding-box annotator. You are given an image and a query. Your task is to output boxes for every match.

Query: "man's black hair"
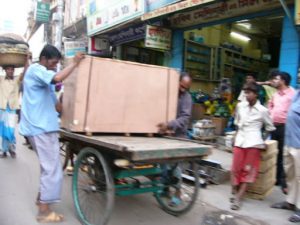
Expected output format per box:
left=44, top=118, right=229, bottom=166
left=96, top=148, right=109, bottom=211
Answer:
left=243, top=82, right=259, bottom=94
left=276, top=71, right=291, bottom=86
left=269, top=69, right=279, bottom=79
left=39, top=44, right=62, bottom=61
left=246, top=73, right=257, bottom=80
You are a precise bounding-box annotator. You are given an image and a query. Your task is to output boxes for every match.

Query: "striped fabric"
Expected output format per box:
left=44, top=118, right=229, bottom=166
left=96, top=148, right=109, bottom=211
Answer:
left=0, top=106, right=17, bottom=152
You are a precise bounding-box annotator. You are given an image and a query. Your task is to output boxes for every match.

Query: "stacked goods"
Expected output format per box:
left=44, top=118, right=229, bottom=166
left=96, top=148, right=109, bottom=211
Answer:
left=61, top=56, right=179, bottom=134
left=0, top=33, right=29, bottom=67
left=246, top=140, right=278, bottom=200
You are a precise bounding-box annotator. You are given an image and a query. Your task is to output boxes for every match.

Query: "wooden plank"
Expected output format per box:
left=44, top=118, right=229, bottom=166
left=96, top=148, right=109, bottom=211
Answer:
left=60, top=130, right=212, bottom=161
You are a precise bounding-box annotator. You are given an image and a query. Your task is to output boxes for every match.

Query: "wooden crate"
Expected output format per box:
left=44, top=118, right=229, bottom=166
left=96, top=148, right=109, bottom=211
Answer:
left=245, top=186, right=274, bottom=200
left=247, top=166, right=276, bottom=194
left=61, top=56, right=179, bottom=133
left=261, top=140, right=278, bottom=160
left=211, top=117, right=228, bottom=136
left=259, top=154, right=277, bottom=173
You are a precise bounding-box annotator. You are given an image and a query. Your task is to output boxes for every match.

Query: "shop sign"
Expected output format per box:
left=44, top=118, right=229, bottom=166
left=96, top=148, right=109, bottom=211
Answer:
left=296, top=0, right=300, bottom=25
left=170, top=0, right=284, bottom=28
left=64, top=41, right=87, bottom=58
left=88, top=37, right=111, bottom=56
left=86, top=0, right=145, bottom=36
left=109, top=23, right=147, bottom=46
left=145, top=25, right=172, bottom=50
left=145, top=0, right=180, bottom=12
left=35, top=2, right=50, bottom=23
left=142, top=0, right=215, bottom=21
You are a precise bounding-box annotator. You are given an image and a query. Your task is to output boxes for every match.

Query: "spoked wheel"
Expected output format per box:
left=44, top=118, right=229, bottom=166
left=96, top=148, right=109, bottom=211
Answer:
left=155, top=161, right=199, bottom=216
left=60, top=141, right=70, bottom=171
left=72, top=147, right=115, bottom=225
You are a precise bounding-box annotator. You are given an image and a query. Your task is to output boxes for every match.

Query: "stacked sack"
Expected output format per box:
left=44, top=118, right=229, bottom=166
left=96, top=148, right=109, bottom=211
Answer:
left=0, top=33, right=29, bottom=67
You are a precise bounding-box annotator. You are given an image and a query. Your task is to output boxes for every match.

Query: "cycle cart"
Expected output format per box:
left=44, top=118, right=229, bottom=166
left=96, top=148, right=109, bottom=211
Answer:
left=60, top=129, right=212, bottom=225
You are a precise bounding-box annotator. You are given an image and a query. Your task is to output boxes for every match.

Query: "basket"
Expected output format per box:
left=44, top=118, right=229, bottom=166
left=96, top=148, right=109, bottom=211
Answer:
left=0, top=52, right=27, bottom=68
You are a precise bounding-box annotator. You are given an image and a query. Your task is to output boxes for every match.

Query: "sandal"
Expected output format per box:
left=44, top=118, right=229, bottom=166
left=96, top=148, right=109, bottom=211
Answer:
left=37, top=211, right=64, bottom=223
left=289, top=211, right=300, bottom=223
left=231, top=198, right=241, bottom=210
left=271, top=201, right=295, bottom=211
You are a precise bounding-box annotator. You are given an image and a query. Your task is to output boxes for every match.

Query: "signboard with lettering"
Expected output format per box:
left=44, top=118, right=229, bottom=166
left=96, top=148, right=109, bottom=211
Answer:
left=64, top=41, right=87, bottom=58
left=145, top=0, right=180, bottom=12
left=296, top=0, right=300, bottom=25
left=35, top=2, right=50, bottom=23
left=109, top=23, right=147, bottom=46
left=145, top=25, right=172, bottom=50
left=142, top=0, right=215, bottom=21
left=170, top=0, right=285, bottom=28
left=86, top=0, right=145, bottom=36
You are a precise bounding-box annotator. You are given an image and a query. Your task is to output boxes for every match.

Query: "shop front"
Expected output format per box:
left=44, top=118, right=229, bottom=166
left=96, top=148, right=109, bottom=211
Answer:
left=143, top=0, right=298, bottom=92
left=85, top=0, right=177, bottom=66
left=142, top=0, right=299, bottom=137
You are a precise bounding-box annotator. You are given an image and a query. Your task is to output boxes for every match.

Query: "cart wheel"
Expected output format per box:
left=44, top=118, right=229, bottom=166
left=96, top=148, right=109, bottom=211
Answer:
left=73, top=147, right=115, bottom=225
left=155, top=161, right=199, bottom=216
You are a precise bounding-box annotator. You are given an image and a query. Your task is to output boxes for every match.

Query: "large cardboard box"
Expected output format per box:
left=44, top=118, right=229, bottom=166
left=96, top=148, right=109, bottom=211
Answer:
left=61, top=56, right=179, bottom=133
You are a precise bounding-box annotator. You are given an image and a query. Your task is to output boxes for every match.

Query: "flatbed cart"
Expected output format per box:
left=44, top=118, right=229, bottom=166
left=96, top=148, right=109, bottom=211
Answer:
left=60, top=129, right=212, bottom=225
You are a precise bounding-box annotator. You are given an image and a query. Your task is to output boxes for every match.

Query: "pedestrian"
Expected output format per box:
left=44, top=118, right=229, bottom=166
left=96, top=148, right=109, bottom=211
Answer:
left=271, top=90, right=300, bottom=222
left=19, top=44, right=84, bottom=223
left=0, top=58, right=30, bottom=158
left=231, top=82, right=275, bottom=210
left=268, top=71, right=295, bottom=195
left=158, top=73, right=193, bottom=205
left=238, top=73, right=265, bottom=104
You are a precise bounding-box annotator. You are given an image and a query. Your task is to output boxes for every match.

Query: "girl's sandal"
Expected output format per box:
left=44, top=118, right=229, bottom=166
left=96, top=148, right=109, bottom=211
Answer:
left=36, top=212, right=64, bottom=223
left=231, top=198, right=241, bottom=210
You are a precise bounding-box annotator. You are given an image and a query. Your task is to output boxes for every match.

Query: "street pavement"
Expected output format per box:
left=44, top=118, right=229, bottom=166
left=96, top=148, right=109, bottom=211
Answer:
left=0, top=133, right=295, bottom=225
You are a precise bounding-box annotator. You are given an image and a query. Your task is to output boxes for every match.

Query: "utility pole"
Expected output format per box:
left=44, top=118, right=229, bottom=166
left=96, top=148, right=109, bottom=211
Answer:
left=54, top=0, right=64, bottom=51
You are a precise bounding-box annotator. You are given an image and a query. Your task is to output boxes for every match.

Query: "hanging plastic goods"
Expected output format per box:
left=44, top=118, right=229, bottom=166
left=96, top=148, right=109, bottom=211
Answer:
left=0, top=33, right=29, bottom=68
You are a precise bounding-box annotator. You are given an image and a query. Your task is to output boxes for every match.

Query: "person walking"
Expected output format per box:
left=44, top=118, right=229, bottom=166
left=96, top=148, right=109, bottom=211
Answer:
left=271, top=90, right=300, bottom=223
left=268, top=71, right=295, bottom=194
left=231, top=82, right=275, bottom=210
left=0, top=58, right=30, bottom=158
left=19, top=44, right=84, bottom=223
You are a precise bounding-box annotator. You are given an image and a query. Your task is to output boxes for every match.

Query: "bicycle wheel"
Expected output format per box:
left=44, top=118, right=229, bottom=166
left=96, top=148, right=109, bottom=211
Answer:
left=155, top=161, right=199, bottom=216
left=73, top=147, right=115, bottom=225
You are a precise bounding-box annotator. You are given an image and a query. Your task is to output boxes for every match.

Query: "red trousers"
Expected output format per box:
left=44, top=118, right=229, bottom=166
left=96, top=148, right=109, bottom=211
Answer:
left=231, top=147, right=260, bottom=186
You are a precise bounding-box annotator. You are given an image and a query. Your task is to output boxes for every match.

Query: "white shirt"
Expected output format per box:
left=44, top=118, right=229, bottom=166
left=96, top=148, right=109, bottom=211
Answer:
left=234, top=101, right=275, bottom=149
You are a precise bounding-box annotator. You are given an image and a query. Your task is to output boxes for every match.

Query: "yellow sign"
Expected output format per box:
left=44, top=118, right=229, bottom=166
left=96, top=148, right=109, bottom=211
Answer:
left=296, top=0, right=300, bottom=25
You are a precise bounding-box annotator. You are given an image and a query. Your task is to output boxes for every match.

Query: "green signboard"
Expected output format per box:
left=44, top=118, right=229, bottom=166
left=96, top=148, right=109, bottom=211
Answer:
left=35, top=2, right=50, bottom=23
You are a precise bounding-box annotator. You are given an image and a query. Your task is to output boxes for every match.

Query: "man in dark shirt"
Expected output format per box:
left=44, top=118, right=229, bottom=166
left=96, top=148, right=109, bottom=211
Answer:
left=158, top=73, right=192, bottom=137
left=157, top=73, right=192, bottom=205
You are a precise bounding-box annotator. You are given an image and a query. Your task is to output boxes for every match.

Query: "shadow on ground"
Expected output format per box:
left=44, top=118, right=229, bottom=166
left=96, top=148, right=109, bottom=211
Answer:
left=199, top=203, right=269, bottom=225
